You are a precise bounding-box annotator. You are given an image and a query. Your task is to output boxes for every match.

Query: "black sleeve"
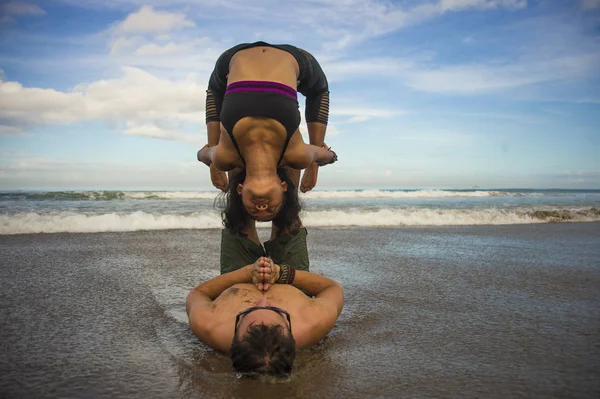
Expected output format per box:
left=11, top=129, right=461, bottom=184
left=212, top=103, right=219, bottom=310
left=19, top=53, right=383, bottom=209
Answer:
left=205, top=48, right=233, bottom=124
left=296, top=49, right=330, bottom=125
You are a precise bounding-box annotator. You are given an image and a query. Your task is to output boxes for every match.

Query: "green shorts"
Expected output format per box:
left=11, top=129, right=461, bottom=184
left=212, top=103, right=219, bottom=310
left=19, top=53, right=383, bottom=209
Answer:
left=220, top=228, right=309, bottom=274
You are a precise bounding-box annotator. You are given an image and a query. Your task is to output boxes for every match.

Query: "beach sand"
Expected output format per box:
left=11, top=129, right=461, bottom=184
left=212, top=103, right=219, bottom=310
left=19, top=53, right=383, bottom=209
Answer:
left=1, top=223, right=599, bottom=398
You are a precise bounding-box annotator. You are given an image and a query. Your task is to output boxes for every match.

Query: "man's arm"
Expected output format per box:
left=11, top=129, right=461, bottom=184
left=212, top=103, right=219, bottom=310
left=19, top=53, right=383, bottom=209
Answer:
left=187, top=262, right=268, bottom=351
left=186, top=258, right=273, bottom=314
left=186, top=265, right=252, bottom=313
left=260, top=260, right=344, bottom=342
left=290, top=270, right=344, bottom=313
left=291, top=269, right=344, bottom=348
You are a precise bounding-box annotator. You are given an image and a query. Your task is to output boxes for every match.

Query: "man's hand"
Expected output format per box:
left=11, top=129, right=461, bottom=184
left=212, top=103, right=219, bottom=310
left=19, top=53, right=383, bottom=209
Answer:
left=300, top=163, right=319, bottom=193
left=210, top=163, right=228, bottom=192
left=251, top=257, right=280, bottom=291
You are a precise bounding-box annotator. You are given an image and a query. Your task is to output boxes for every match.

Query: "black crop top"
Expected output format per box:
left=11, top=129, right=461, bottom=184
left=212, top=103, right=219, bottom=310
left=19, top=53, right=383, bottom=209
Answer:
left=205, top=41, right=330, bottom=126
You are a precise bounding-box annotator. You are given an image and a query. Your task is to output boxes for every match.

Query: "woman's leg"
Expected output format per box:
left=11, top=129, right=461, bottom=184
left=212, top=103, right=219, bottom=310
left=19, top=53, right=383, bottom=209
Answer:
left=220, top=221, right=265, bottom=274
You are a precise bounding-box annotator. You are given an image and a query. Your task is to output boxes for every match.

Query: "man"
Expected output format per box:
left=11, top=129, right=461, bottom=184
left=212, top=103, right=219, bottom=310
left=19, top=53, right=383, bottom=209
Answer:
left=186, top=257, right=344, bottom=376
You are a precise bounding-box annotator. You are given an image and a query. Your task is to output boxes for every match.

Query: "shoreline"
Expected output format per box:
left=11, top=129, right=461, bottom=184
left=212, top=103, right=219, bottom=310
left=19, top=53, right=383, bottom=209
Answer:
left=1, top=220, right=600, bottom=238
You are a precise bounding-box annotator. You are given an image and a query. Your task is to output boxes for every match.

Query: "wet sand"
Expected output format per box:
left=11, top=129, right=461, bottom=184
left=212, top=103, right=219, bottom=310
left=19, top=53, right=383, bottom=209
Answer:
left=1, top=223, right=599, bottom=398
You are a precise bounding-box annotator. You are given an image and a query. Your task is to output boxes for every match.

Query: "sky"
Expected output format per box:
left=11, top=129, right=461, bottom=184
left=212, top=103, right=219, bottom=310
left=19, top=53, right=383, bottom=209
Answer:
left=0, top=0, right=599, bottom=190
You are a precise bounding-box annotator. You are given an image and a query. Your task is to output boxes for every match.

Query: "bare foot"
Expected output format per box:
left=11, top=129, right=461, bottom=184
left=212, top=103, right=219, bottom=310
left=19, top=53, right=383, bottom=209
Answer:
left=300, top=163, right=319, bottom=193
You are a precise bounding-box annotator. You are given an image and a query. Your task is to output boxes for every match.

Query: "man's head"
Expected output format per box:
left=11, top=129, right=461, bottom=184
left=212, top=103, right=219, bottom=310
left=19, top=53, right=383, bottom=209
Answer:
left=230, top=306, right=296, bottom=377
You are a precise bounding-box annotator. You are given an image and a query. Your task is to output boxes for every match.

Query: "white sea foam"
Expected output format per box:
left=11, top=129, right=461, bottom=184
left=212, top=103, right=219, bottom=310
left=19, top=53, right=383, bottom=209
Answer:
left=124, top=191, right=218, bottom=200
left=301, top=190, right=537, bottom=199
left=129, top=189, right=508, bottom=200
left=302, top=209, right=539, bottom=226
left=2, top=189, right=574, bottom=201
left=1, top=208, right=598, bottom=235
left=0, top=212, right=223, bottom=235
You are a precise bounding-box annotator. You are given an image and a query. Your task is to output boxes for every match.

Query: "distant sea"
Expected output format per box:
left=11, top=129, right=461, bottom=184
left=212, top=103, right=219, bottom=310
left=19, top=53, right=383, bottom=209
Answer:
left=1, top=188, right=599, bottom=235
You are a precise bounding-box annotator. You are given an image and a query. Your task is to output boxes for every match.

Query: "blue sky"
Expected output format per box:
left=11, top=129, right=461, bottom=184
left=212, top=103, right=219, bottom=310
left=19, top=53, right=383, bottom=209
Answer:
left=0, top=0, right=599, bottom=190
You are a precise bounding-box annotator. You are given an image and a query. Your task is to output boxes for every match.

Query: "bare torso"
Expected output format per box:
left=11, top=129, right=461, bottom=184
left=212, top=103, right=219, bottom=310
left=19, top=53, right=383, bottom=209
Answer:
left=214, top=46, right=309, bottom=169
left=207, top=283, right=325, bottom=350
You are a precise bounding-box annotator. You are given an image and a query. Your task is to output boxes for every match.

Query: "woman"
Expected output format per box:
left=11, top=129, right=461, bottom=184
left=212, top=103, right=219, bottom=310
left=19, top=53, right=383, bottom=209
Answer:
left=198, top=41, right=337, bottom=225
left=216, top=166, right=311, bottom=274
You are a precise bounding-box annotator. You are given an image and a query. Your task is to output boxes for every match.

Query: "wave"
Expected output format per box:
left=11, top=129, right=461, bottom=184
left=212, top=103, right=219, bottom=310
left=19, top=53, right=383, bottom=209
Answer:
left=1, top=189, right=590, bottom=201
left=303, top=189, right=503, bottom=199
left=0, top=212, right=223, bottom=235
left=1, top=208, right=598, bottom=235
left=0, top=191, right=219, bottom=201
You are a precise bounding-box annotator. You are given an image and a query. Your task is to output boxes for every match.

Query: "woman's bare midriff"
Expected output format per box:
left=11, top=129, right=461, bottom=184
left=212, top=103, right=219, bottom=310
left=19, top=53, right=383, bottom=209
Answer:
left=221, top=46, right=304, bottom=163
left=228, top=46, right=300, bottom=89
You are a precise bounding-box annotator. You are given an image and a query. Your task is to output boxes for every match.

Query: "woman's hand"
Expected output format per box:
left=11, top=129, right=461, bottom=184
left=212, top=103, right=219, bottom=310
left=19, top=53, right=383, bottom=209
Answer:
left=250, top=257, right=280, bottom=291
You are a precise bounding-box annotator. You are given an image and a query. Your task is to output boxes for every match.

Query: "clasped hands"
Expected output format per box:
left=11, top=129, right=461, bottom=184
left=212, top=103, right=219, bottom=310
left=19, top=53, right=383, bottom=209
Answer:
left=250, top=256, right=280, bottom=291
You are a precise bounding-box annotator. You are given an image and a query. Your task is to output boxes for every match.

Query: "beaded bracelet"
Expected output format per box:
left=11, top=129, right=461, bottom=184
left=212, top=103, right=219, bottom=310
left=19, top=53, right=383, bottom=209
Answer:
left=276, top=264, right=296, bottom=285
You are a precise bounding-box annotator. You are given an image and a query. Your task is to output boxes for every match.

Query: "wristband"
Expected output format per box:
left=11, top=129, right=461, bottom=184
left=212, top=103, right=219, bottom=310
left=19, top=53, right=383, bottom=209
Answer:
left=276, top=264, right=296, bottom=285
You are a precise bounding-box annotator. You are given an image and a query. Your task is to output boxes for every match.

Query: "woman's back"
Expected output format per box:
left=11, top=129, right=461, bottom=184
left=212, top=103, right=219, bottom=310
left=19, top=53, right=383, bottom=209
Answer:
left=228, top=46, right=300, bottom=89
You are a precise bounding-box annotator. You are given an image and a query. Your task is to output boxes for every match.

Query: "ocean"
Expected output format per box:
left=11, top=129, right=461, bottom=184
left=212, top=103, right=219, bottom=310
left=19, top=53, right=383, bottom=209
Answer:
left=1, top=188, right=599, bottom=398
left=1, top=188, right=599, bottom=235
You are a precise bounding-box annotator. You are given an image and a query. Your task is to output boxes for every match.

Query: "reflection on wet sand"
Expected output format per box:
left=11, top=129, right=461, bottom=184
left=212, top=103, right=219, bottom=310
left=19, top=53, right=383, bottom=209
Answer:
left=1, top=223, right=599, bottom=398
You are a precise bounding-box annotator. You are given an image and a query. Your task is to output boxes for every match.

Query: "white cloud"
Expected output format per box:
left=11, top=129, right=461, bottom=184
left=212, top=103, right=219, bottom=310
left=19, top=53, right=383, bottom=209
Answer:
left=109, top=36, right=145, bottom=55
left=0, top=2, right=45, bottom=16
left=348, top=115, right=370, bottom=123
left=113, top=5, right=194, bottom=35
left=324, top=47, right=599, bottom=94
left=329, top=106, right=404, bottom=123
left=122, top=124, right=201, bottom=145
left=133, top=42, right=192, bottom=56
left=0, top=155, right=208, bottom=188
left=0, top=125, right=23, bottom=136
left=332, top=107, right=402, bottom=119
left=439, top=0, right=526, bottom=12
left=60, top=0, right=529, bottom=52
left=582, top=0, right=600, bottom=10
left=0, top=67, right=206, bottom=143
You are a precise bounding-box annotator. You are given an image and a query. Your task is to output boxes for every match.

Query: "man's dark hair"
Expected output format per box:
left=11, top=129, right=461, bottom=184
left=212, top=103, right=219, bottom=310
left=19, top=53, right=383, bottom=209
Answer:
left=230, top=324, right=296, bottom=377
left=217, top=168, right=302, bottom=237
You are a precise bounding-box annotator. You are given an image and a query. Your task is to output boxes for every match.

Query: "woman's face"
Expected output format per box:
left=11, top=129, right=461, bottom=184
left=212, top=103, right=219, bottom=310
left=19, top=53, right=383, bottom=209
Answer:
left=237, top=178, right=288, bottom=221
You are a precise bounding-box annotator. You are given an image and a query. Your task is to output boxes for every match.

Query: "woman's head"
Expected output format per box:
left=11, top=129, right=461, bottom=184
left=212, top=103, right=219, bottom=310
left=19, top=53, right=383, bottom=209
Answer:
left=237, top=175, right=288, bottom=222
left=219, top=168, right=302, bottom=236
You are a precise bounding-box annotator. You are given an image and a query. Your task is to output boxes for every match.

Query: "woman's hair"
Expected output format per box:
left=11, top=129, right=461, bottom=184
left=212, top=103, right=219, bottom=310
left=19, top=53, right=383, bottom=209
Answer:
left=217, top=168, right=302, bottom=237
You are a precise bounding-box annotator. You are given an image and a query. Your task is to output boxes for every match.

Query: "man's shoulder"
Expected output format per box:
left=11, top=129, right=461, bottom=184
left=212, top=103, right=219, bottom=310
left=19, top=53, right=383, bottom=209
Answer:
left=188, top=301, right=235, bottom=352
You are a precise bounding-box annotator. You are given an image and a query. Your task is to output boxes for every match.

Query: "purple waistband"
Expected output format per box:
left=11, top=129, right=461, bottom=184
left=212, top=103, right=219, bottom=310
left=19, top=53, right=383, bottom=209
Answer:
left=225, top=80, right=297, bottom=99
